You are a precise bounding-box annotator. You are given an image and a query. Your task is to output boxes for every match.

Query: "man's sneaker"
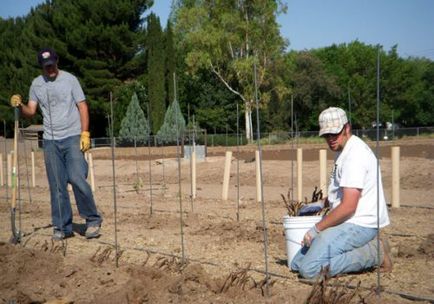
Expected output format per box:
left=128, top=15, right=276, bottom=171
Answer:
left=52, top=230, right=74, bottom=241
left=85, top=226, right=101, bottom=239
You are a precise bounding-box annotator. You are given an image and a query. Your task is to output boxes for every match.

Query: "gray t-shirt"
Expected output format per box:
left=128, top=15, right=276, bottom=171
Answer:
left=29, top=70, right=85, bottom=140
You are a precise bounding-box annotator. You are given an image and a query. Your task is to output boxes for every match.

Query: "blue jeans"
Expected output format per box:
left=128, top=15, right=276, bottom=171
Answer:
left=291, top=222, right=380, bottom=279
left=44, top=135, right=102, bottom=234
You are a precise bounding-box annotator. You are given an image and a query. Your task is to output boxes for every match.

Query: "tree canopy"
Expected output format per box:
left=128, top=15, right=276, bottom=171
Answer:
left=0, top=1, right=432, bottom=139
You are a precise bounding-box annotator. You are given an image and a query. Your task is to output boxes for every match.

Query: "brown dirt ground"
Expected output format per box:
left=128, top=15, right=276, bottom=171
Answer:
left=0, top=137, right=433, bottom=304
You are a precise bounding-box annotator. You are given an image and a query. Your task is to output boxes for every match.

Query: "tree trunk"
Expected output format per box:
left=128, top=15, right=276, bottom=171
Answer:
left=245, top=102, right=253, bottom=142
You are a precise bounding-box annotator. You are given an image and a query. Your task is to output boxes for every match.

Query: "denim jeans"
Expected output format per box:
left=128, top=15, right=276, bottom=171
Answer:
left=291, top=222, right=381, bottom=279
left=44, top=135, right=102, bottom=234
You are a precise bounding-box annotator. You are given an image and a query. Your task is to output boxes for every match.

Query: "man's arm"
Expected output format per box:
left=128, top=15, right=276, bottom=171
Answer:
left=303, top=187, right=361, bottom=246
left=77, top=100, right=89, bottom=131
left=10, top=95, right=38, bottom=118
left=316, top=188, right=361, bottom=231
left=77, top=101, right=91, bottom=152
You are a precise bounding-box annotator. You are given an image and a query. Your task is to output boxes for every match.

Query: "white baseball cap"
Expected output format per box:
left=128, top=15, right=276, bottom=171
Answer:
left=318, top=107, right=348, bottom=136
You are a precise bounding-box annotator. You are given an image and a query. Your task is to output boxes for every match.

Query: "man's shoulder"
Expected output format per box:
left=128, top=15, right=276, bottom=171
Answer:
left=58, top=70, right=78, bottom=80
left=347, top=135, right=369, bottom=150
left=346, top=135, right=375, bottom=161
left=31, top=75, right=45, bottom=87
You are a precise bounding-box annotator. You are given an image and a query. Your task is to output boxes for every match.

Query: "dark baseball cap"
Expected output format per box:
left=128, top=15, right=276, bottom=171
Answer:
left=37, top=47, right=58, bottom=67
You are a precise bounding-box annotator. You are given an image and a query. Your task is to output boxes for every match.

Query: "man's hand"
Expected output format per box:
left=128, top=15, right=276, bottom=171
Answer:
left=10, top=94, right=22, bottom=107
left=302, top=224, right=320, bottom=247
left=80, top=131, right=91, bottom=152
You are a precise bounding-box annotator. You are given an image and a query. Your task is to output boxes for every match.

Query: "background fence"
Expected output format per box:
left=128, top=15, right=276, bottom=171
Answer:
left=92, top=126, right=433, bottom=148
left=0, top=126, right=432, bottom=152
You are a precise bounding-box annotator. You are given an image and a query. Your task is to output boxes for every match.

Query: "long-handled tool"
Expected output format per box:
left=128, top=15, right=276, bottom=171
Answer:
left=10, top=107, right=21, bottom=244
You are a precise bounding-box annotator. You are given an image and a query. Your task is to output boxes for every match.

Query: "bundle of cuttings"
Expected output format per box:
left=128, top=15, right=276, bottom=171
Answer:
left=282, top=187, right=330, bottom=216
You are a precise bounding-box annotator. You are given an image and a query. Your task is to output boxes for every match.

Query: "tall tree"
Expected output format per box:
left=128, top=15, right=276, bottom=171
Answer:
left=289, top=51, right=341, bottom=130
left=165, top=20, right=176, bottom=107
left=0, top=17, right=39, bottom=132
left=179, top=68, right=239, bottom=133
left=147, top=13, right=166, bottom=134
left=21, top=0, right=152, bottom=137
left=173, top=0, right=288, bottom=141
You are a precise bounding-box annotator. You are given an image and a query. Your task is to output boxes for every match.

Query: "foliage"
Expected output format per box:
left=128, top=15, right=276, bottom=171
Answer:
left=112, top=81, right=147, bottom=137
left=313, top=42, right=434, bottom=128
left=178, top=68, right=240, bottom=133
left=0, top=1, right=433, bottom=138
left=165, top=21, right=176, bottom=108
left=173, top=0, right=289, bottom=141
left=147, top=13, right=166, bottom=134
left=288, top=51, right=342, bottom=130
left=118, top=92, right=150, bottom=144
left=156, top=99, right=186, bottom=143
left=0, top=0, right=152, bottom=137
left=0, top=17, right=40, bottom=134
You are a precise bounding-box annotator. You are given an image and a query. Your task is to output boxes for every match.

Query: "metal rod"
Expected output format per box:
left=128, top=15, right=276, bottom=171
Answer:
left=17, top=121, right=23, bottom=245
left=147, top=104, right=153, bottom=216
left=236, top=103, right=240, bottom=222
left=290, top=95, right=294, bottom=200
left=47, top=91, right=67, bottom=252
left=161, top=140, right=166, bottom=192
left=225, top=124, right=228, bottom=147
left=134, top=137, right=139, bottom=185
left=4, top=120, right=9, bottom=205
left=109, top=92, right=120, bottom=267
left=20, top=124, right=34, bottom=234
left=189, top=118, right=194, bottom=213
left=375, top=47, right=381, bottom=297
left=174, top=72, right=185, bottom=263
left=253, top=59, right=270, bottom=296
left=347, top=84, right=352, bottom=125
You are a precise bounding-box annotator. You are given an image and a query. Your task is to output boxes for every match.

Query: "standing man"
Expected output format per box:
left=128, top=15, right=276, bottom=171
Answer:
left=10, top=47, right=102, bottom=240
left=291, top=107, right=392, bottom=279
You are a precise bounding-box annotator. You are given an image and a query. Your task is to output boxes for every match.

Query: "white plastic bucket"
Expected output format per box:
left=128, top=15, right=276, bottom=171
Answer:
left=283, top=215, right=322, bottom=267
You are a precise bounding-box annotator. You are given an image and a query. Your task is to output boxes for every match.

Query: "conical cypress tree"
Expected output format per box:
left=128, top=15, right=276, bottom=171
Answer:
left=156, top=99, right=186, bottom=144
left=119, top=92, right=150, bottom=145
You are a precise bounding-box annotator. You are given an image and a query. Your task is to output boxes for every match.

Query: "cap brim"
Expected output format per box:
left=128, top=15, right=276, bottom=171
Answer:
left=41, top=59, right=56, bottom=67
left=319, top=125, right=344, bottom=136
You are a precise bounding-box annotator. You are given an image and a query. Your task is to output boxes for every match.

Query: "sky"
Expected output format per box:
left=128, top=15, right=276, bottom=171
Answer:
left=1, top=0, right=433, bottom=60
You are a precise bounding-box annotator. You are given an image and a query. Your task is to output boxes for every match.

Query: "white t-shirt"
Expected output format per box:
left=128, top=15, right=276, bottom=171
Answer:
left=328, top=135, right=390, bottom=228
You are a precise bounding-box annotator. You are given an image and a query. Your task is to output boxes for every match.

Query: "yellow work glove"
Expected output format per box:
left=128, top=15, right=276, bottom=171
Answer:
left=10, top=94, right=22, bottom=107
left=80, top=131, right=91, bottom=152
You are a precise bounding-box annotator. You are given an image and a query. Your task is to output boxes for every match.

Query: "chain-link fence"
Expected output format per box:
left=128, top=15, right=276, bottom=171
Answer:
left=69, top=126, right=434, bottom=148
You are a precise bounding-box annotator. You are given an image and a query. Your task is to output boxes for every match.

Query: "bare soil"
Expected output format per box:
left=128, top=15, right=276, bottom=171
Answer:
left=0, top=137, right=433, bottom=304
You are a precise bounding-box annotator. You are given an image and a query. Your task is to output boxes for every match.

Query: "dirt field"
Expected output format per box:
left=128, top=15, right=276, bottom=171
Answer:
left=0, top=137, right=433, bottom=303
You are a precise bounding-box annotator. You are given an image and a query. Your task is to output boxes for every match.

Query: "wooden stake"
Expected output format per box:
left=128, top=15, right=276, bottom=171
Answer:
left=7, top=152, right=12, bottom=187
left=191, top=150, right=196, bottom=199
left=31, top=151, right=35, bottom=187
left=255, top=150, right=262, bottom=203
left=89, top=152, right=95, bottom=192
left=319, top=149, right=327, bottom=194
left=0, top=153, right=3, bottom=186
left=391, top=146, right=400, bottom=208
left=222, top=151, right=232, bottom=201
left=297, top=148, right=303, bottom=202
